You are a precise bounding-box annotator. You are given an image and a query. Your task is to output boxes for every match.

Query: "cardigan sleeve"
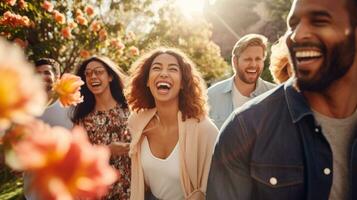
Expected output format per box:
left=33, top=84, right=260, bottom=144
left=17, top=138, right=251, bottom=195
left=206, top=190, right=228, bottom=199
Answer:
left=195, top=117, right=219, bottom=198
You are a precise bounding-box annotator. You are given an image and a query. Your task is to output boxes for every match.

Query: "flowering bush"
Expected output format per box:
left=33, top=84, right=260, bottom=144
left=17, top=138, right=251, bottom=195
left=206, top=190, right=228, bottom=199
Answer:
left=0, top=0, right=145, bottom=73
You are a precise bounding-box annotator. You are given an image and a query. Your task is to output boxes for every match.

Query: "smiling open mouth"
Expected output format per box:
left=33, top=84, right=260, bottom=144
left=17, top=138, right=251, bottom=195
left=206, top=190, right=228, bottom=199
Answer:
left=156, top=82, right=171, bottom=90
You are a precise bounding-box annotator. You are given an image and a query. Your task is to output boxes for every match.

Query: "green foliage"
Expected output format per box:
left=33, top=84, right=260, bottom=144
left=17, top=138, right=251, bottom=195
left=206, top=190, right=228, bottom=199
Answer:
left=0, top=164, right=24, bottom=200
left=139, top=1, right=230, bottom=84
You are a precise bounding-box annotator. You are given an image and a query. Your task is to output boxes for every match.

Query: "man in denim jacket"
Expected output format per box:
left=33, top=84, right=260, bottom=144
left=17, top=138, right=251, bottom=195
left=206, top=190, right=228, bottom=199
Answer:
left=208, top=34, right=275, bottom=129
left=207, top=0, right=357, bottom=199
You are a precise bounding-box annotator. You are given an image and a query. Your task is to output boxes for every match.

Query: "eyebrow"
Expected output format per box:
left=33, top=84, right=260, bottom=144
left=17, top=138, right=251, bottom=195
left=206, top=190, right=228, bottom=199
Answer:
left=309, top=10, right=332, bottom=19
left=85, top=66, right=105, bottom=71
left=151, top=62, right=179, bottom=67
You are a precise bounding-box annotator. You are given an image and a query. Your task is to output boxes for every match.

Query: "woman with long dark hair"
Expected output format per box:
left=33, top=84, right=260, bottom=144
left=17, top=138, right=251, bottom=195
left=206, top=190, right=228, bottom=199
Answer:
left=71, top=56, right=131, bottom=199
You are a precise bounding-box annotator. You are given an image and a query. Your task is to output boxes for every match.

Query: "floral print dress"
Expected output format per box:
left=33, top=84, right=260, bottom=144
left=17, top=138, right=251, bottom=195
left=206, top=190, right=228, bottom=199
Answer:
left=80, top=104, right=131, bottom=200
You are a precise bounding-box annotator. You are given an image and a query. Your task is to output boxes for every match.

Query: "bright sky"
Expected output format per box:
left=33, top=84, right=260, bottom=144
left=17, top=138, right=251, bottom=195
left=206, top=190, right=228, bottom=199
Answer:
left=175, top=0, right=205, bottom=18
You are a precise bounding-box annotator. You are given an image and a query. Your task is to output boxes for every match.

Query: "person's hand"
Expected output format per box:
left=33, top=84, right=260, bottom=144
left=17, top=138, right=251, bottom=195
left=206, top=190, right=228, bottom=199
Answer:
left=108, top=142, right=130, bottom=156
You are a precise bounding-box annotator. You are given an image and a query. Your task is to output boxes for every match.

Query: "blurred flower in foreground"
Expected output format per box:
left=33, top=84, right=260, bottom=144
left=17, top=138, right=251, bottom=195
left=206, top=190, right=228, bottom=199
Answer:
left=53, top=73, right=84, bottom=107
left=0, top=37, right=46, bottom=133
left=3, top=120, right=118, bottom=199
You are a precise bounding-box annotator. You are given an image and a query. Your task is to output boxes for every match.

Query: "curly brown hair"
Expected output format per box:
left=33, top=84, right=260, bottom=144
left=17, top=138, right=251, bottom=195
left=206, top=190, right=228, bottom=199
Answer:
left=125, top=47, right=208, bottom=121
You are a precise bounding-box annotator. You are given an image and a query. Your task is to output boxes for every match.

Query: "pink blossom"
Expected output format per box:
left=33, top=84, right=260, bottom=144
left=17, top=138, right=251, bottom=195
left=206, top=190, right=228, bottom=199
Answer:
left=42, top=1, right=54, bottom=13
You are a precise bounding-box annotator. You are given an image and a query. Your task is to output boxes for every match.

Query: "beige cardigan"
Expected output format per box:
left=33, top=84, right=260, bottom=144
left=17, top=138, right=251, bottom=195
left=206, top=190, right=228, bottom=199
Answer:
left=128, top=108, right=218, bottom=200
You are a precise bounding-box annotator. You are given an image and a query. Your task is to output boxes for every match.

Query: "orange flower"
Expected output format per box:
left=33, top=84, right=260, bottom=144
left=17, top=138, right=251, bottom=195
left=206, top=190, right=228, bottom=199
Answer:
left=98, top=29, right=107, bottom=41
left=68, top=21, right=77, bottom=29
left=79, top=50, right=90, bottom=59
left=13, top=38, right=28, bottom=48
left=129, top=46, right=140, bottom=56
left=4, top=120, right=71, bottom=170
left=61, top=26, right=72, bottom=39
left=0, top=11, right=31, bottom=28
left=5, top=0, right=17, bottom=6
left=84, top=5, right=95, bottom=16
left=90, top=20, right=101, bottom=32
left=53, top=10, right=66, bottom=24
left=75, top=9, right=83, bottom=17
left=76, top=15, right=87, bottom=26
left=42, top=0, right=54, bottom=13
left=4, top=121, right=118, bottom=199
left=18, top=0, right=27, bottom=9
left=0, top=38, right=46, bottom=132
left=53, top=73, right=84, bottom=107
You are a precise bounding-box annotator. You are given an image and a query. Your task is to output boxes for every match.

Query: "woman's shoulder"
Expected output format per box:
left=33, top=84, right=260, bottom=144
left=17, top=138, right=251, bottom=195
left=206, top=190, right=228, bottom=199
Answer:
left=186, top=115, right=218, bottom=137
left=128, top=108, right=156, bottom=128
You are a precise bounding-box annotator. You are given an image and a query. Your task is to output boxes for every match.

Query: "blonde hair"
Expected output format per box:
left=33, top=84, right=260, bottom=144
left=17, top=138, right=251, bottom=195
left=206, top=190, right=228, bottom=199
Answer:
left=269, top=36, right=294, bottom=84
left=232, top=33, right=268, bottom=59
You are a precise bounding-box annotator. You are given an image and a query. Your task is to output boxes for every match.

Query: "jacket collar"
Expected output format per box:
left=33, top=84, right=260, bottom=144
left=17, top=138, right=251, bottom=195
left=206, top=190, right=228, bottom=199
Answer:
left=284, top=78, right=313, bottom=123
left=224, top=76, right=269, bottom=97
left=222, top=76, right=235, bottom=93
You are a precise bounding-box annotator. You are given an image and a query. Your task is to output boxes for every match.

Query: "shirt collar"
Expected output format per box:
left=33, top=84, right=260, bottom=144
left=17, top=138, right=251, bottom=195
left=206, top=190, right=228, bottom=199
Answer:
left=251, top=78, right=266, bottom=97
left=284, top=78, right=313, bottom=123
left=222, top=76, right=235, bottom=93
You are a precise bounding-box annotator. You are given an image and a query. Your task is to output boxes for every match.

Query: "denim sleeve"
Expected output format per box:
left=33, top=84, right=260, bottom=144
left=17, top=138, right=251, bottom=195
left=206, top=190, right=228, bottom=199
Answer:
left=206, top=113, right=254, bottom=200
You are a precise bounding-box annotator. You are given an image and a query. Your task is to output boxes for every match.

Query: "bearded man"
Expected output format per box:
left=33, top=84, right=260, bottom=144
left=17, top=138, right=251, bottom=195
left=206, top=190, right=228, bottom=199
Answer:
left=208, top=34, right=276, bottom=129
left=207, top=0, right=357, bottom=199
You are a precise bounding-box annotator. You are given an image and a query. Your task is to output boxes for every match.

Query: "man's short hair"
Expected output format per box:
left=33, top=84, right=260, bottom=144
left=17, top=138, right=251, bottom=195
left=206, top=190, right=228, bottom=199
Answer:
left=34, top=58, right=60, bottom=76
left=232, top=33, right=268, bottom=59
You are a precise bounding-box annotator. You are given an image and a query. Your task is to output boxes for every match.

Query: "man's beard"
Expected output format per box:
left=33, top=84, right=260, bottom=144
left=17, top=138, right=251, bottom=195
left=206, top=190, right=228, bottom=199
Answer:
left=237, top=68, right=261, bottom=84
left=295, top=32, right=356, bottom=92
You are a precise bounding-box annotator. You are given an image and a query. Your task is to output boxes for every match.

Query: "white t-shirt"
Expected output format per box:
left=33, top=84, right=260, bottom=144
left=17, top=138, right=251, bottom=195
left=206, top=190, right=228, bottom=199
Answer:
left=232, top=82, right=251, bottom=109
left=141, top=136, right=184, bottom=200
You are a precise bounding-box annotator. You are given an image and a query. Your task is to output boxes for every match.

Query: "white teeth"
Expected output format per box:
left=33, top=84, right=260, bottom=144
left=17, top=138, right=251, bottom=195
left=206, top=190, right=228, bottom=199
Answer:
left=246, top=69, right=256, bottom=73
left=156, top=82, right=171, bottom=88
left=91, top=82, right=100, bottom=86
left=296, top=50, right=322, bottom=58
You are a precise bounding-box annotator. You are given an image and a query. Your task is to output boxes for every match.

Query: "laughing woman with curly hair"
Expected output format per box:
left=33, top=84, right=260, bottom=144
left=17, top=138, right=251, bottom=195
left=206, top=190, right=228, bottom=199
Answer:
left=125, top=48, right=218, bottom=200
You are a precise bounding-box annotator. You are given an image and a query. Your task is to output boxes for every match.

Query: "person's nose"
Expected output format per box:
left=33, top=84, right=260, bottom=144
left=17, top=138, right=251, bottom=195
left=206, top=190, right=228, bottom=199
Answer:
left=159, top=68, right=169, bottom=78
left=289, top=20, right=313, bottom=43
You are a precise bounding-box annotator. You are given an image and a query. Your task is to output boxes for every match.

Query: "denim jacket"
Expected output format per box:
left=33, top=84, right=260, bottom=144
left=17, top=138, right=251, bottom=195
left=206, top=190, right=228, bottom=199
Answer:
left=206, top=78, right=357, bottom=200
left=207, top=76, right=276, bottom=129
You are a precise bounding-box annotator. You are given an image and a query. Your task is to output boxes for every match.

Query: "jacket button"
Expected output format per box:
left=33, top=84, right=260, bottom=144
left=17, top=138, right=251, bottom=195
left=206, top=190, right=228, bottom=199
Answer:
left=315, top=128, right=319, bottom=132
left=269, top=177, right=278, bottom=185
left=323, top=168, right=331, bottom=175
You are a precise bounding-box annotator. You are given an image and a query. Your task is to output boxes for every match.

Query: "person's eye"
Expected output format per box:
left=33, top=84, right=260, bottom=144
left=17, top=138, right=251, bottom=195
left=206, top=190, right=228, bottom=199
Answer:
left=96, top=69, right=105, bottom=74
left=169, top=67, right=179, bottom=72
left=151, top=66, right=161, bottom=70
left=311, top=18, right=330, bottom=27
